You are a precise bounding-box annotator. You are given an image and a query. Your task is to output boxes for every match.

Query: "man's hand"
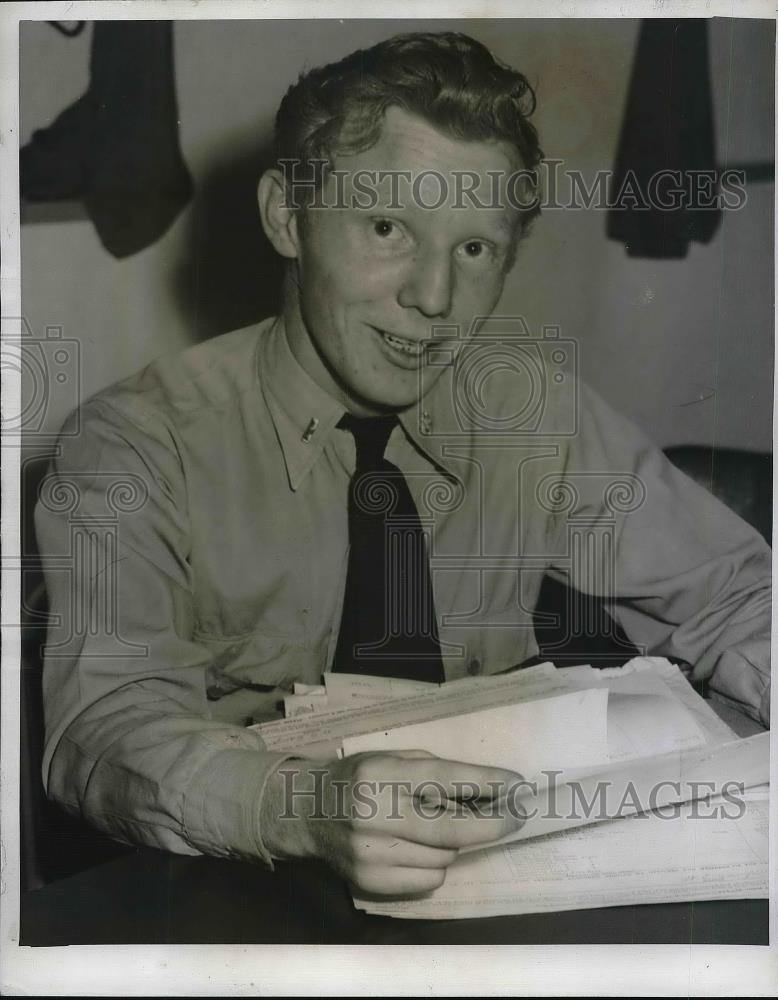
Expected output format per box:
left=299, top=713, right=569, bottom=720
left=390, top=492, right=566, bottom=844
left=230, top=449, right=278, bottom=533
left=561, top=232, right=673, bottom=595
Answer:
left=260, top=750, right=526, bottom=895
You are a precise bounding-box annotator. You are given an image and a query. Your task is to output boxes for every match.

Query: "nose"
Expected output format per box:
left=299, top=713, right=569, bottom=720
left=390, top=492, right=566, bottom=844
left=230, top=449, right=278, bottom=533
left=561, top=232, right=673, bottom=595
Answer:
left=397, top=247, right=454, bottom=318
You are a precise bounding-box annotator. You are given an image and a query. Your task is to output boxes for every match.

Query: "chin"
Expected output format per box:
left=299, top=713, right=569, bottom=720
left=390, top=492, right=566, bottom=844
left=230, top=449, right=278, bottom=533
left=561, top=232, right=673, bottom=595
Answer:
left=365, top=393, right=419, bottom=413
left=351, top=384, right=420, bottom=414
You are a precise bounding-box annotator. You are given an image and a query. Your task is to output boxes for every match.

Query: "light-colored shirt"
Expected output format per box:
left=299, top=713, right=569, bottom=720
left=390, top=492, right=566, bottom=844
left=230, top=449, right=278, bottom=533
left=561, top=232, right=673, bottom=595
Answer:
left=35, top=315, right=771, bottom=866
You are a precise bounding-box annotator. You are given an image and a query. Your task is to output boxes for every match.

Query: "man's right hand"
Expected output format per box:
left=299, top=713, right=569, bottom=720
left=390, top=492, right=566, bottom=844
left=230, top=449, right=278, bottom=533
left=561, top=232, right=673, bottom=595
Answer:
left=260, top=750, right=526, bottom=896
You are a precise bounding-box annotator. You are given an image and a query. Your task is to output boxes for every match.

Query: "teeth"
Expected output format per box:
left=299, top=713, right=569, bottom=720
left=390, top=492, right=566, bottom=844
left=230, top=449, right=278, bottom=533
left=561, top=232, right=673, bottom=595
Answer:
left=383, top=332, right=424, bottom=355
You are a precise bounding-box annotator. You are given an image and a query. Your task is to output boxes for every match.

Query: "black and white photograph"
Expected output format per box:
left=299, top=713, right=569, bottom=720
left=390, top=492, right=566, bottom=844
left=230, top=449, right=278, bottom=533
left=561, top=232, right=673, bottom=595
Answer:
left=1, top=1, right=775, bottom=995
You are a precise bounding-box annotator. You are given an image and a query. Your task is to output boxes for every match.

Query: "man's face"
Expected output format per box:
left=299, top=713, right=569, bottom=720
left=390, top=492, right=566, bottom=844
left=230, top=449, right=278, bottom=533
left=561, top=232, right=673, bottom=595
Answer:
left=283, top=106, right=522, bottom=415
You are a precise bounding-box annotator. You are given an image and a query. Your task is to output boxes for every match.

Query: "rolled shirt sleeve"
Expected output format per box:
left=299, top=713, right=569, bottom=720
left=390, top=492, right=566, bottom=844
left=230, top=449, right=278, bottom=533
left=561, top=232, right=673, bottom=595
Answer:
left=35, top=397, right=296, bottom=865
left=551, top=382, right=771, bottom=727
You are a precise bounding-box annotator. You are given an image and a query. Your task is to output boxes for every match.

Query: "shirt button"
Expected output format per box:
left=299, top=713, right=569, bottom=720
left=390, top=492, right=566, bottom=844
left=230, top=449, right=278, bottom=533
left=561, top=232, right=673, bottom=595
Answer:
left=467, top=657, right=481, bottom=676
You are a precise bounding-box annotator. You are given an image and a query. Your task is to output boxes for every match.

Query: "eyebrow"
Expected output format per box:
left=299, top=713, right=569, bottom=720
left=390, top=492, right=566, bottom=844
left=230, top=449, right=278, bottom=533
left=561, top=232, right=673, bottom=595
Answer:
left=481, top=210, right=522, bottom=241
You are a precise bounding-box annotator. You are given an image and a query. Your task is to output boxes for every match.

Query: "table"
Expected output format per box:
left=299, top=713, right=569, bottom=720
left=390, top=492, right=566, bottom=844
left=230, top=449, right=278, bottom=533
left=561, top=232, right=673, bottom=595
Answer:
left=21, top=839, right=768, bottom=946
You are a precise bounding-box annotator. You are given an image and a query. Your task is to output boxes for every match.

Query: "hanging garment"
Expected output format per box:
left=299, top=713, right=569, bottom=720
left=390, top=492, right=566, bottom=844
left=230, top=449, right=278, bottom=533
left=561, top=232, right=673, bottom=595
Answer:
left=607, top=20, right=722, bottom=259
left=21, top=21, right=193, bottom=258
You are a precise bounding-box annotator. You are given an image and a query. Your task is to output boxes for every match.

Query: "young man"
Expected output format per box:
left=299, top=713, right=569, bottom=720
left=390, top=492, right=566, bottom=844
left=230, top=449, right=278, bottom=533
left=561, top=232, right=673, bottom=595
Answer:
left=35, top=32, right=770, bottom=897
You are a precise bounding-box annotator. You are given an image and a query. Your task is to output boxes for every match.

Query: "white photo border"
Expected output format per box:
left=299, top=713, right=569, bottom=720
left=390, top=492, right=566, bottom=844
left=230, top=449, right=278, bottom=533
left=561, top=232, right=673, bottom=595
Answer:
left=1, top=1, right=775, bottom=995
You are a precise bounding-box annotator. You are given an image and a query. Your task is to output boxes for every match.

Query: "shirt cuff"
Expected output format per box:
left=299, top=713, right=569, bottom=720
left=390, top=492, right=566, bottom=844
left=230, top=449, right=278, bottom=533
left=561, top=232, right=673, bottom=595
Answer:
left=181, top=745, right=302, bottom=868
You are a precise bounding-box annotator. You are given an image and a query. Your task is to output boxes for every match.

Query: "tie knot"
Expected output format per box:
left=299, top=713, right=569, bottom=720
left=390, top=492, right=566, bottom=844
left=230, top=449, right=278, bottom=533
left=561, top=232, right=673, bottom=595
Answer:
left=338, top=413, right=398, bottom=469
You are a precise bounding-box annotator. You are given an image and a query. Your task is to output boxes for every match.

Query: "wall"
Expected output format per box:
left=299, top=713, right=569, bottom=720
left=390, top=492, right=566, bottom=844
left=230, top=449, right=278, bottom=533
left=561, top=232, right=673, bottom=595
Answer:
left=19, top=17, right=775, bottom=451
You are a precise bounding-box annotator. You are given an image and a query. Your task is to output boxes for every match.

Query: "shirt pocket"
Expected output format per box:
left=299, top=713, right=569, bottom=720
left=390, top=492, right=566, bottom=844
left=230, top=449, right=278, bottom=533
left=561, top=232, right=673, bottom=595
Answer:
left=193, top=626, right=320, bottom=696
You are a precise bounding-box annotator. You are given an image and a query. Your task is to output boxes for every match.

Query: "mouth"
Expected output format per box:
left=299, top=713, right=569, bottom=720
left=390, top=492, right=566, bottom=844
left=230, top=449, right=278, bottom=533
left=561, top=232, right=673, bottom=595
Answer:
left=373, top=326, right=426, bottom=359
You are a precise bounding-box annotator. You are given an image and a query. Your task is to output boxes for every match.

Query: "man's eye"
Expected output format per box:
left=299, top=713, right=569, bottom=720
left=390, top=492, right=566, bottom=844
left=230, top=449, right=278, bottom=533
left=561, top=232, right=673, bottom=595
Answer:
left=373, top=219, right=398, bottom=238
left=463, top=241, right=486, bottom=258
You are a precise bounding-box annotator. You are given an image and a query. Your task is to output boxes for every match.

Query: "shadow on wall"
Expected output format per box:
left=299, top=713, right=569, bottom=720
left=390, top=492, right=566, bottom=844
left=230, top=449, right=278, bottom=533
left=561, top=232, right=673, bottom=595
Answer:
left=172, top=140, right=285, bottom=342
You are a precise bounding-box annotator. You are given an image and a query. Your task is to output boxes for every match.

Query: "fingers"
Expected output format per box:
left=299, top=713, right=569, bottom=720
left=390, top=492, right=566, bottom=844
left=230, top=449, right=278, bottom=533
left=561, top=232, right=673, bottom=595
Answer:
left=400, top=756, right=526, bottom=800
left=381, top=797, right=525, bottom=851
left=342, top=777, right=525, bottom=851
left=336, top=752, right=527, bottom=850
left=349, top=831, right=458, bottom=870
left=320, top=822, right=459, bottom=897
left=359, top=752, right=525, bottom=802
left=348, top=864, right=448, bottom=897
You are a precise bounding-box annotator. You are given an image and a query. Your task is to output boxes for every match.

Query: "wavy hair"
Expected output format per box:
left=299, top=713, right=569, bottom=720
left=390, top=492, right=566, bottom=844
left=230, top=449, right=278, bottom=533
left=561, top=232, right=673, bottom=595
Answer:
left=275, top=32, right=544, bottom=225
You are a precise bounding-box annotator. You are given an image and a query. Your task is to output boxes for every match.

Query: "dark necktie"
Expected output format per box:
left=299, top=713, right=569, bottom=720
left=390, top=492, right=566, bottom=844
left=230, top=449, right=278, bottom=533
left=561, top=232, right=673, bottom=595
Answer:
left=333, top=413, right=444, bottom=682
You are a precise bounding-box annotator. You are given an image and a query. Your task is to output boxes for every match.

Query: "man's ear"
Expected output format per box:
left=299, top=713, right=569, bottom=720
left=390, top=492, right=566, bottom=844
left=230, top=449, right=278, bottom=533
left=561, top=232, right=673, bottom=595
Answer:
left=257, top=169, right=300, bottom=259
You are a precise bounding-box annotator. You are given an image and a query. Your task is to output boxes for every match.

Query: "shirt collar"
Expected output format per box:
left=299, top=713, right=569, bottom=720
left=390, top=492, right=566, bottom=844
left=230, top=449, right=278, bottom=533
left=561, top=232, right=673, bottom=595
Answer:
left=258, top=317, right=344, bottom=491
left=258, top=316, right=462, bottom=490
left=396, top=366, right=464, bottom=481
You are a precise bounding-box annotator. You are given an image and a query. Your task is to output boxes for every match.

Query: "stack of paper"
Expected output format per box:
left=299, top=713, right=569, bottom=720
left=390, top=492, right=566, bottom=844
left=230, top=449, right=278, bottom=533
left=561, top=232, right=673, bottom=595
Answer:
left=282, top=673, right=432, bottom=717
left=252, top=658, right=769, bottom=919
left=257, top=662, right=605, bottom=763
left=355, top=790, right=769, bottom=919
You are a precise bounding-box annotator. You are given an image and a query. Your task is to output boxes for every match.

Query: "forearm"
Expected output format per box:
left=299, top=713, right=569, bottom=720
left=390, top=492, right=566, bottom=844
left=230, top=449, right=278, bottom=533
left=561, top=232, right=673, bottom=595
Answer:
left=46, top=696, right=299, bottom=865
left=555, top=381, right=771, bottom=726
